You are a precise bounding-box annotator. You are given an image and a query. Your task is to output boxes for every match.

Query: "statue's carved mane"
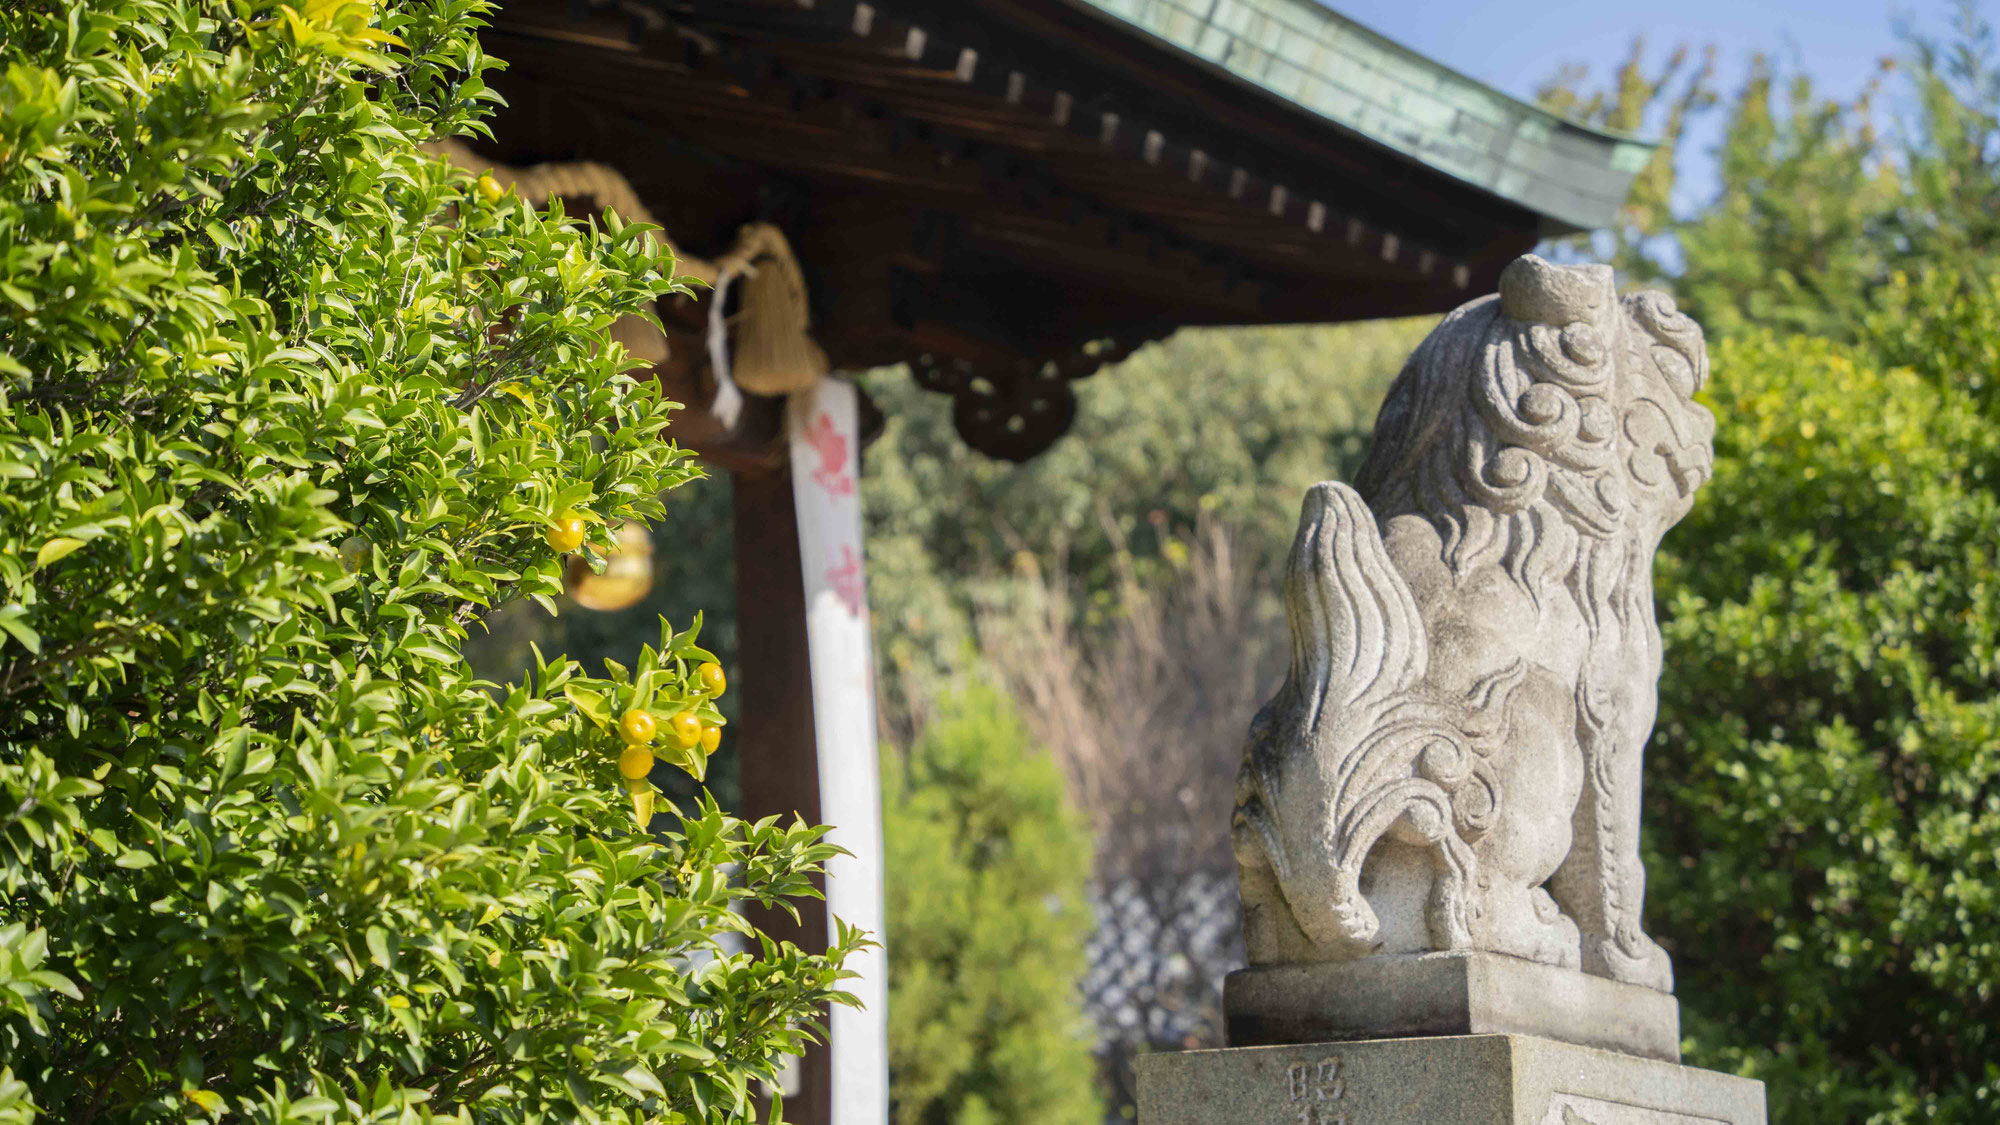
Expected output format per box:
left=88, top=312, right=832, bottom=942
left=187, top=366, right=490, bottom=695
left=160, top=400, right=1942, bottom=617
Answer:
left=1351, top=284, right=1711, bottom=612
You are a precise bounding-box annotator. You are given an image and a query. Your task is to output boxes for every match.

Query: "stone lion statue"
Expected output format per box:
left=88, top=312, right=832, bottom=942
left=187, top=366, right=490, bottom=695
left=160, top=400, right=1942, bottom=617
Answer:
left=1231, top=255, right=1713, bottom=992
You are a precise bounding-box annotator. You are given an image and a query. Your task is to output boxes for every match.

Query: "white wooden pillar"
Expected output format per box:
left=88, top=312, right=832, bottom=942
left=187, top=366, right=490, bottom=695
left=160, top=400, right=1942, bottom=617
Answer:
left=786, top=378, right=888, bottom=1125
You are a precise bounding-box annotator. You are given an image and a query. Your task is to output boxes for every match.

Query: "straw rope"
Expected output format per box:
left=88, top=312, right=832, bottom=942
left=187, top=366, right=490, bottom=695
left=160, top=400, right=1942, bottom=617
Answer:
left=426, top=141, right=827, bottom=413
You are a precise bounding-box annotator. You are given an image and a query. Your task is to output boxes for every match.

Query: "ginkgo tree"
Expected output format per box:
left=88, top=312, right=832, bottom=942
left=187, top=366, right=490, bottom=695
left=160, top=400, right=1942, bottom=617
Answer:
left=0, top=0, right=859, bottom=1122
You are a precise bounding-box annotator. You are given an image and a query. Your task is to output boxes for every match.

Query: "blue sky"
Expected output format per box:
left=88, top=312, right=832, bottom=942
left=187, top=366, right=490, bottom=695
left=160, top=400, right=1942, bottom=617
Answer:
left=1327, top=0, right=1969, bottom=211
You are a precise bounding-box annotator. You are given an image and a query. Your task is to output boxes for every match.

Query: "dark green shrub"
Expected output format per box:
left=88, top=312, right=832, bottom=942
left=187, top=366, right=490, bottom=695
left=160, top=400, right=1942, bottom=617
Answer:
left=1651, top=314, right=2000, bottom=1122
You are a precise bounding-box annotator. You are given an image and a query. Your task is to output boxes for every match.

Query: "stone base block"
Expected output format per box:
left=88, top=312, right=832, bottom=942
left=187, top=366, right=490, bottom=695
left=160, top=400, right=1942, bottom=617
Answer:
left=1137, top=1034, right=1765, bottom=1125
left=1225, top=953, right=1681, bottom=1063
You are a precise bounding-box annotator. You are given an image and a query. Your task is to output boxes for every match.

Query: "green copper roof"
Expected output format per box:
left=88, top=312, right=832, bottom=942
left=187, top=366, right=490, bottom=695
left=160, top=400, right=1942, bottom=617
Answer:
left=1070, top=0, right=1657, bottom=232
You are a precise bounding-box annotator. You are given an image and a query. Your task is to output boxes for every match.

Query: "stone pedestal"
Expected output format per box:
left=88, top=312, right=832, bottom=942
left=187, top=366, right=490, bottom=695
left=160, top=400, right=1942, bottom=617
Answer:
left=1225, top=953, right=1682, bottom=1063
left=1137, top=1034, right=1766, bottom=1125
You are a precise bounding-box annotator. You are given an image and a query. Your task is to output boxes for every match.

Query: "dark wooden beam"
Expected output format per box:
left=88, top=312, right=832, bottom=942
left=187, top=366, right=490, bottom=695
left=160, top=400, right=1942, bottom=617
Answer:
left=730, top=466, right=833, bottom=1125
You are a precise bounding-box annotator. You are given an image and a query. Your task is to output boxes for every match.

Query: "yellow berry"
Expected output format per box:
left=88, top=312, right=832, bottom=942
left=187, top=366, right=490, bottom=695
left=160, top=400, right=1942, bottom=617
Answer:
left=475, top=172, right=504, bottom=204
left=545, top=512, right=586, bottom=553
left=619, top=708, right=656, bottom=745
left=700, top=723, right=721, bottom=754
left=697, top=662, right=727, bottom=696
left=668, top=711, right=702, bottom=748
left=618, top=743, right=654, bottom=780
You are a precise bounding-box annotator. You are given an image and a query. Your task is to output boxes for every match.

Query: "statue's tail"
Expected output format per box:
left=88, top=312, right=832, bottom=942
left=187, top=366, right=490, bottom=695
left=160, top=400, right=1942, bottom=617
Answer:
left=1279, top=482, right=1428, bottom=718
left=1236, top=483, right=1424, bottom=944
left=1234, top=483, right=1491, bottom=952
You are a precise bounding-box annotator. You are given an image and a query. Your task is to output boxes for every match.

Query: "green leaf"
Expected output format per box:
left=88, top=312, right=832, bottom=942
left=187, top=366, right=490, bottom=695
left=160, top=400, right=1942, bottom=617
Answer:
left=564, top=683, right=611, bottom=728
left=366, top=927, right=392, bottom=971
left=0, top=282, right=37, bottom=312
left=34, top=537, right=86, bottom=568
left=0, top=608, right=40, bottom=655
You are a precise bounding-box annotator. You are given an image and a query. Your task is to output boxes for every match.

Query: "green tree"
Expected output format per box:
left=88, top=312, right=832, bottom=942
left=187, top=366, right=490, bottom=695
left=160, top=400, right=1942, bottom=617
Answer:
left=1893, top=2, right=2000, bottom=278
left=0, top=1, right=854, bottom=1121
left=881, top=687, right=1100, bottom=1125
left=1671, top=58, right=1902, bottom=341
left=1539, top=43, right=1901, bottom=335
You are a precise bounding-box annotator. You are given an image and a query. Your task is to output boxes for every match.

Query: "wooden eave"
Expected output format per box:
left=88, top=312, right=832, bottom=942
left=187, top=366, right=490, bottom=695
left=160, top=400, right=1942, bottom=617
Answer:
left=478, top=0, right=1561, bottom=364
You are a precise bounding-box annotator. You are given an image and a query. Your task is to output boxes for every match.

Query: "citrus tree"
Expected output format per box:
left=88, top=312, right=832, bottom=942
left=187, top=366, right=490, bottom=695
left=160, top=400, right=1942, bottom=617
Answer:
left=0, top=0, right=857, bottom=1121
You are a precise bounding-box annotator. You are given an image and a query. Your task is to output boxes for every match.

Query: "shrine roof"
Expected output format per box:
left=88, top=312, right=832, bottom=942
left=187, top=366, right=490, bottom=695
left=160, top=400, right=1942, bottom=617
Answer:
left=1069, top=0, right=1656, bottom=232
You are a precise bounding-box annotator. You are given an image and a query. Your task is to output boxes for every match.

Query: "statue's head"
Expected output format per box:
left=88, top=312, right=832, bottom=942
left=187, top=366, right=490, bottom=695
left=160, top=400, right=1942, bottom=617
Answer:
left=1353, top=255, right=1714, bottom=581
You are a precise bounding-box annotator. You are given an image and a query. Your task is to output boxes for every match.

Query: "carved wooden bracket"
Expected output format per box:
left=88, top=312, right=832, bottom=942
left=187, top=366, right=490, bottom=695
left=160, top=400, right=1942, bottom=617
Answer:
left=908, top=333, right=1155, bottom=461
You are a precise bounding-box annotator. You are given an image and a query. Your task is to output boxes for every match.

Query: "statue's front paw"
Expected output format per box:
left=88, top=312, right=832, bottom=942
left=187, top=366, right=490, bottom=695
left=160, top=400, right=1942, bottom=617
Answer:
left=1529, top=889, right=1582, bottom=970
left=1588, top=929, right=1673, bottom=992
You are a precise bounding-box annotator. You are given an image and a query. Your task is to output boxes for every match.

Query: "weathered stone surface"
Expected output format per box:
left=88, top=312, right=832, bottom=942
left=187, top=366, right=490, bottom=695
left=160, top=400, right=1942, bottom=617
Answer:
left=1137, top=1034, right=1765, bottom=1125
left=1224, top=952, right=1680, bottom=1063
left=1231, top=255, right=1715, bottom=995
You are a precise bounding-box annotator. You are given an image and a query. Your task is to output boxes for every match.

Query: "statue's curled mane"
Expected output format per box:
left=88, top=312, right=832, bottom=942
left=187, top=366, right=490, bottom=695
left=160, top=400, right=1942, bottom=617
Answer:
left=1350, top=274, right=1711, bottom=604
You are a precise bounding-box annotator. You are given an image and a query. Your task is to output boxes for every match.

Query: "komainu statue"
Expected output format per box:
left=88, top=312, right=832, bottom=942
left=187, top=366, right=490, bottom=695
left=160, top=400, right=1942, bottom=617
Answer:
left=1232, top=255, right=1713, bottom=993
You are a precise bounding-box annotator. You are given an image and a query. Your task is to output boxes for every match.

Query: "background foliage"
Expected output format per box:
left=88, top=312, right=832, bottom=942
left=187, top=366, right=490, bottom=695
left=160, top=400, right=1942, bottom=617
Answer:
left=0, top=1, right=853, bottom=1121
left=858, top=318, right=1424, bottom=736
